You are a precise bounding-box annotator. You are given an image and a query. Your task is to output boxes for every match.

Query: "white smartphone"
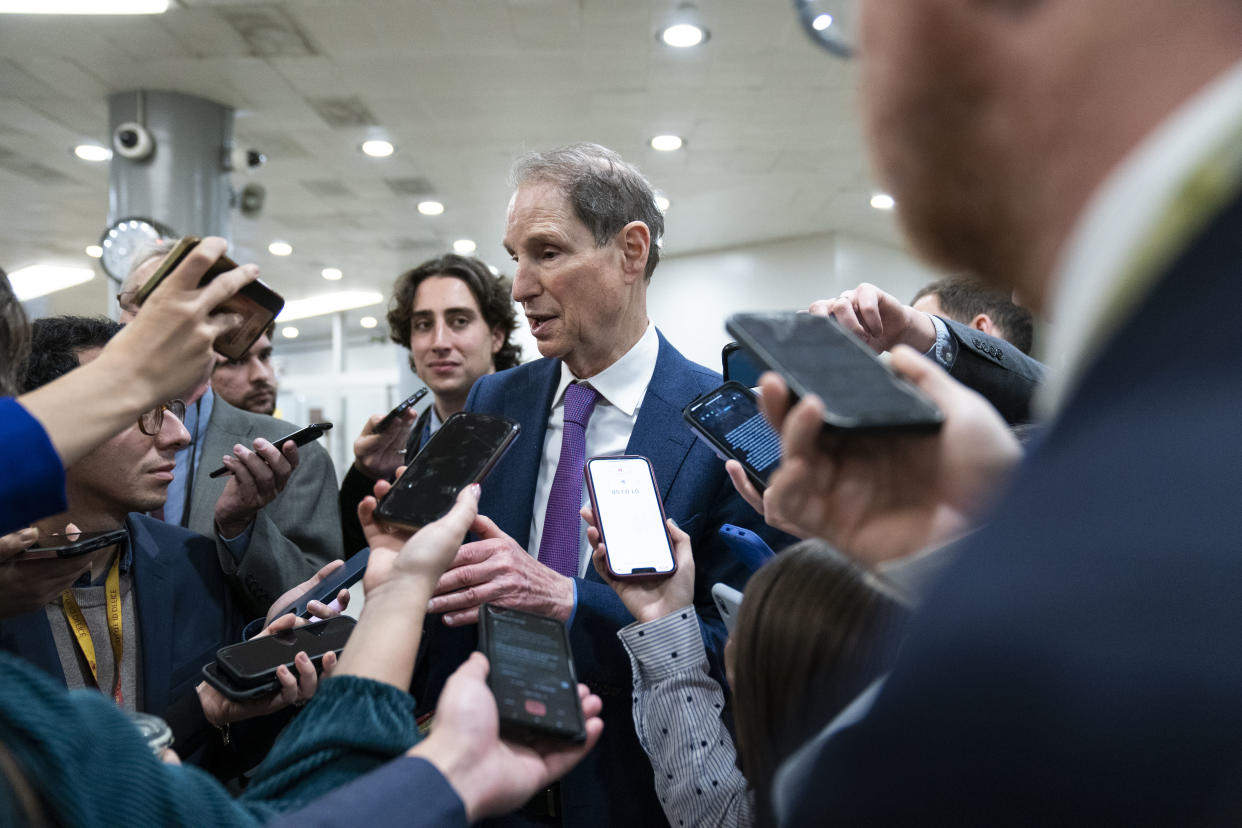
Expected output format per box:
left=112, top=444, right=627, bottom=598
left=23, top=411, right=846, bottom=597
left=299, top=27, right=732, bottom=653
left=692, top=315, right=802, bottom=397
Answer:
left=712, top=583, right=743, bottom=634
left=584, top=455, right=677, bottom=579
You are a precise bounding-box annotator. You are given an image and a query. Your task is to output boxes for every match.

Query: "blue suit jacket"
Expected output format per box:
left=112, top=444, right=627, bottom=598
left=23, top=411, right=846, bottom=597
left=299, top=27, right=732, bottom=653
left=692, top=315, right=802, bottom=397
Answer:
left=415, top=331, right=792, bottom=827
left=778, top=186, right=1242, bottom=823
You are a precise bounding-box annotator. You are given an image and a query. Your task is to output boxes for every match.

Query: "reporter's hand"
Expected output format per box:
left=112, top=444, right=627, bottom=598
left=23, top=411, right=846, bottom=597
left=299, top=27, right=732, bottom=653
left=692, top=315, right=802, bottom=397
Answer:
left=0, top=524, right=93, bottom=618
left=810, top=282, right=936, bottom=354
left=583, top=506, right=695, bottom=624
left=197, top=613, right=335, bottom=727
left=352, top=409, right=418, bottom=481
left=263, top=559, right=350, bottom=628
left=411, top=653, right=603, bottom=823
left=214, top=439, right=299, bottom=538
left=758, top=348, right=1021, bottom=565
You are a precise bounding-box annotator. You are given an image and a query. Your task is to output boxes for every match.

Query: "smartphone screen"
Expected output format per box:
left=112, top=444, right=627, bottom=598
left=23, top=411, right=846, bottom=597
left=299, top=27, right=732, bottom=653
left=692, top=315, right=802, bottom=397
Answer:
left=375, top=412, right=519, bottom=530
left=684, top=381, right=781, bottom=489
left=216, top=616, right=356, bottom=686
left=585, top=455, right=676, bottom=578
left=479, top=604, right=586, bottom=743
left=726, top=312, right=944, bottom=433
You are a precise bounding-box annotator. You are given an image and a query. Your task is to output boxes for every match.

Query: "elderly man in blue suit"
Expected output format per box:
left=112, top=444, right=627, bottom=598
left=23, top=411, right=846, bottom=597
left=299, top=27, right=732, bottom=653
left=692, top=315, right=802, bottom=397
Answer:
left=413, top=143, right=789, bottom=826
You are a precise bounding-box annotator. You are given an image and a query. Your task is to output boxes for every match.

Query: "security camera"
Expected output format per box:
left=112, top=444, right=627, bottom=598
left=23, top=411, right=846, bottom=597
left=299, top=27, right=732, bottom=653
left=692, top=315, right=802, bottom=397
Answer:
left=238, top=183, right=266, bottom=217
left=112, top=122, right=154, bottom=161
left=227, top=146, right=267, bottom=172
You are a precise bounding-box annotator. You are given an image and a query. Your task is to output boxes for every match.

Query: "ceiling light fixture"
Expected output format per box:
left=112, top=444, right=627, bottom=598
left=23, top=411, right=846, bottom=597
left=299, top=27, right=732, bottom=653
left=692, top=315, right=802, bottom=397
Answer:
left=812, top=13, right=834, bottom=31
left=268, top=241, right=293, bottom=256
left=321, top=267, right=343, bottom=281
left=8, top=264, right=94, bottom=301
left=360, top=316, right=378, bottom=329
left=654, top=195, right=671, bottom=212
left=281, top=326, right=300, bottom=339
left=360, top=139, right=394, bottom=158
left=417, top=200, right=445, bottom=216
left=650, top=135, right=683, bottom=152
left=73, top=144, right=111, bottom=162
left=277, top=290, right=384, bottom=322
left=487, top=265, right=500, bottom=276
left=453, top=239, right=477, bottom=255
left=870, top=193, right=896, bottom=210
left=0, top=0, right=168, bottom=12
left=659, top=3, right=709, bottom=48
left=85, top=245, right=103, bottom=258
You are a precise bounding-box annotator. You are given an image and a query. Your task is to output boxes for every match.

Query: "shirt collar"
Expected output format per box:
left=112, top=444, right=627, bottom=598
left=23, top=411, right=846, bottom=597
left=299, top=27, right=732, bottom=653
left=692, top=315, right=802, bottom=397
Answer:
left=552, top=323, right=659, bottom=417
left=187, top=387, right=214, bottom=444
left=1039, top=59, right=1242, bottom=417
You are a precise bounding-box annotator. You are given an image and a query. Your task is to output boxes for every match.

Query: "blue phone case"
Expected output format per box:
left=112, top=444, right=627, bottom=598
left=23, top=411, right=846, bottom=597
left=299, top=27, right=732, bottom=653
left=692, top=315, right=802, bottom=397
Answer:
left=717, top=524, right=776, bottom=573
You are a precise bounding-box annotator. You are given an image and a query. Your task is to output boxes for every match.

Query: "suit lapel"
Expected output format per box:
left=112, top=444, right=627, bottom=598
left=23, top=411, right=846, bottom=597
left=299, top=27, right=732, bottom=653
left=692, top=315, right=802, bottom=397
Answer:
left=189, top=396, right=252, bottom=527
left=0, top=610, right=65, bottom=682
left=127, top=515, right=176, bottom=713
left=626, top=334, right=695, bottom=502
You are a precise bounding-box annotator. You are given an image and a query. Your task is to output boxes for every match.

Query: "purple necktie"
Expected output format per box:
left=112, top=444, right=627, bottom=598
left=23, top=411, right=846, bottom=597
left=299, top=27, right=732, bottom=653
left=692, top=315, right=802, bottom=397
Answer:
left=538, top=382, right=599, bottom=577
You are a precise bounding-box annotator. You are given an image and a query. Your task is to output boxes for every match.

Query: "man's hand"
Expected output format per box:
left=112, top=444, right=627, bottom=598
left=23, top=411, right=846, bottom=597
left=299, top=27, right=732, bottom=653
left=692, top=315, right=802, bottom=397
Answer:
left=0, top=525, right=94, bottom=618
left=214, top=438, right=300, bottom=538
left=758, top=347, right=1021, bottom=565
left=351, top=408, right=418, bottom=481
left=810, top=282, right=937, bottom=354
left=427, top=516, right=575, bottom=626
left=411, top=652, right=604, bottom=824
left=197, top=613, right=336, bottom=728
left=583, top=506, right=695, bottom=625
left=263, top=559, right=351, bottom=628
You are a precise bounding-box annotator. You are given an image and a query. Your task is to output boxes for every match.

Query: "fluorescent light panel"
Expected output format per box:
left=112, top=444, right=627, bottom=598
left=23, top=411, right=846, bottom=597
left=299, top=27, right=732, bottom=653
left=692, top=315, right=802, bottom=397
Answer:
left=0, top=0, right=168, bottom=12
left=277, top=290, right=384, bottom=322
left=8, top=265, right=94, bottom=301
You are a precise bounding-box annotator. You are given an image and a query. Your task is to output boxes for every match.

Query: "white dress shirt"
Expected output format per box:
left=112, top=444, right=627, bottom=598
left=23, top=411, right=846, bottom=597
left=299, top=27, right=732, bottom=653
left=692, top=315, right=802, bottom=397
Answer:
left=527, top=323, right=660, bottom=577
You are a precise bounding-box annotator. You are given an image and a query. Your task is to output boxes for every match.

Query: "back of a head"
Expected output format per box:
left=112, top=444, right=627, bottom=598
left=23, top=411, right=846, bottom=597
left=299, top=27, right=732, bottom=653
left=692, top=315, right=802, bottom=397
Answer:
left=510, top=142, right=665, bottom=281
left=22, top=316, right=122, bottom=393
left=0, top=270, right=31, bottom=397
left=914, top=276, right=1035, bottom=354
left=731, top=540, right=908, bottom=824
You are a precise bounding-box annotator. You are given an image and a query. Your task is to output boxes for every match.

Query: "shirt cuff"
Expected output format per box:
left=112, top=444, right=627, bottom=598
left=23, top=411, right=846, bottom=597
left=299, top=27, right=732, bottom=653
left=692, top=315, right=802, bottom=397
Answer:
left=566, top=578, right=578, bottom=627
left=925, top=313, right=958, bottom=370
left=618, top=607, right=707, bottom=683
left=218, top=524, right=254, bottom=563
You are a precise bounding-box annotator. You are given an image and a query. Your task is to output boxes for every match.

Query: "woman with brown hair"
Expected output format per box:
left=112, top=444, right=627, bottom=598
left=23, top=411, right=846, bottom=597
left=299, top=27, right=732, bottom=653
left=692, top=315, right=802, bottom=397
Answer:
left=586, top=510, right=907, bottom=827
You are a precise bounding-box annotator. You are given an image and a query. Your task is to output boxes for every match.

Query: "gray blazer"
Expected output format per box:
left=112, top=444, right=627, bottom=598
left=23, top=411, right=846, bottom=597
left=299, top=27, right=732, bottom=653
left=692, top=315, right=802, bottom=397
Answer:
left=185, top=396, right=342, bottom=617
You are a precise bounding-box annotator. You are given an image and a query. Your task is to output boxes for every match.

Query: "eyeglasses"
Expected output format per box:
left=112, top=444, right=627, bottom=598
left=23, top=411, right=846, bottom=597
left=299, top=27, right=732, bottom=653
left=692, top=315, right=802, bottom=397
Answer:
left=138, top=399, right=186, bottom=436
left=793, top=0, right=858, bottom=59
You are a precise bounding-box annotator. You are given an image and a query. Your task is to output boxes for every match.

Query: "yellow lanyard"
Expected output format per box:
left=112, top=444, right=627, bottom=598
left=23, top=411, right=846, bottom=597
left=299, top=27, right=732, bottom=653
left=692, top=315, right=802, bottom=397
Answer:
left=60, top=555, right=125, bottom=706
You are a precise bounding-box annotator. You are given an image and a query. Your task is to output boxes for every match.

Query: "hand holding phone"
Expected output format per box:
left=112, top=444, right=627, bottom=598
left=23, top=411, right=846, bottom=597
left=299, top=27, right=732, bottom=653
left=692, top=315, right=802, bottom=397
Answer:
left=353, top=389, right=429, bottom=481
left=684, top=381, right=781, bottom=490
left=207, top=615, right=356, bottom=702
left=376, top=387, right=430, bottom=433
left=209, top=422, right=332, bottom=478
left=583, top=455, right=676, bottom=579
left=584, top=502, right=695, bottom=625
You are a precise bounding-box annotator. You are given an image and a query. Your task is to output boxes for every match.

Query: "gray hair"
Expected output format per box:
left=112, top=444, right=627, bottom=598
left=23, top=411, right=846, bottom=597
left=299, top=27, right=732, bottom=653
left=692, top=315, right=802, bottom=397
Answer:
left=117, top=237, right=180, bottom=311
left=510, top=143, right=665, bottom=281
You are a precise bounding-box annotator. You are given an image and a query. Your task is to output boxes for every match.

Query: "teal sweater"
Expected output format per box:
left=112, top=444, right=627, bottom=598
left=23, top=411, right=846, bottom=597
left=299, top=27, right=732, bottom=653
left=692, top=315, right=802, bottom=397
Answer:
left=0, top=652, right=418, bottom=825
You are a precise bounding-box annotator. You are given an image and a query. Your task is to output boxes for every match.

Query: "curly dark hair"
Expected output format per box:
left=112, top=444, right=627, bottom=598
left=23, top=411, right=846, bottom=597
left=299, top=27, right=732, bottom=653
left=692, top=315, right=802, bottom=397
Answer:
left=387, top=254, right=521, bottom=372
left=0, top=269, right=31, bottom=397
left=22, top=316, right=122, bottom=393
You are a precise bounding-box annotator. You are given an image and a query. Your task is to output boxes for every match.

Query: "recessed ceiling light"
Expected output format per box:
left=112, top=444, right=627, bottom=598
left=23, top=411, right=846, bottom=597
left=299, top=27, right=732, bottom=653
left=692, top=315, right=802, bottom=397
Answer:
left=321, top=267, right=343, bottom=281
left=7, top=264, right=94, bottom=301
left=360, top=139, right=394, bottom=158
left=73, top=144, right=111, bottom=162
left=660, top=23, right=706, bottom=48
left=360, top=316, right=378, bottom=329
left=654, top=195, right=671, bottom=212
left=487, top=264, right=500, bottom=276
left=870, top=193, right=896, bottom=210
left=417, top=200, right=445, bottom=216
left=268, top=241, right=293, bottom=256
left=85, top=245, right=103, bottom=258
left=453, top=239, right=477, bottom=255
left=650, top=135, right=683, bottom=152
left=0, top=0, right=168, bottom=12
left=281, top=326, right=300, bottom=339
left=277, top=290, right=384, bottom=322
left=812, top=13, right=834, bottom=31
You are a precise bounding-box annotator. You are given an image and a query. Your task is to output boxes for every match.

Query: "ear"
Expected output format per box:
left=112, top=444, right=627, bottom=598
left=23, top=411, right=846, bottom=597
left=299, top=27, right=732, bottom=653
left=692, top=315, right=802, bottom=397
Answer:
left=970, top=313, right=997, bottom=337
left=617, top=220, right=652, bottom=284
left=490, top=325, right=504, bottom=356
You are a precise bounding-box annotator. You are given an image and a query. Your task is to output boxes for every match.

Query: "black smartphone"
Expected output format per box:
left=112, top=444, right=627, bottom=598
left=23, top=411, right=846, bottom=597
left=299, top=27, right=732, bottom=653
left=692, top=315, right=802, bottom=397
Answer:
left=583, top=455, right=676, bottom=579
left=208, top=422, right=333, bottom=478
left=269, top=548, right=370, bottom=619
left=478, top=604, right=586, bottom=744
left=726, top=312, right=944, bottom=434
left=374, top=412, right=520, bottom=530
left=19, top=528, right=128, bottom=561
left=722, top=341, right=763, bottom=388
left=375, top=387, right=430, bottom=434
left=683, top=381, right=782, bottom=490
left=214, top=615, right=356, bottom=689
left=134, top=236, right=285, bottom=360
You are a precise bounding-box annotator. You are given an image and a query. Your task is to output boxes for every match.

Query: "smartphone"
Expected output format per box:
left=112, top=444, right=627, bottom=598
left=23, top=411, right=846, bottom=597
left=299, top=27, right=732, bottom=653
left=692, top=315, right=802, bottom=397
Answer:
left=208, top=422, right=333, bottom=478
left=726, top=312, right=944, bottom=434
left=478, top=604, right=586, bottom=744
left=269, top=548, right=370, bottom=620
left=19, top=528, right=128, bottom=560
left=722, top=341, right=763, bottom=388
left=214, top=615, right=356, bottom=689
left=683, top=381, right=781, bottom=491
left=583, top=455, right=676, bottom=579
left=375, top=387, right=430, bottom=434
left=375, top=412, right=520, bottom=530
left=134, top=236, right=285, bottom=360
left=712, top=583, right=743, bottom=634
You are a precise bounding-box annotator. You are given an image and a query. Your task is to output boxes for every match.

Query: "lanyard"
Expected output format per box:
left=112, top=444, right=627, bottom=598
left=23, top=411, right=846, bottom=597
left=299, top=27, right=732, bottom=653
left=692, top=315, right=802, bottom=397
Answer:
left=60, top=555, right=125, bottom=706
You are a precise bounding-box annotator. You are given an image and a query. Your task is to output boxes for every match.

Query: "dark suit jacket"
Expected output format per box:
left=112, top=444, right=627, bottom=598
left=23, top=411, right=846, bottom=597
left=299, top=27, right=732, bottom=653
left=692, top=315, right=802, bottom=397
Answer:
left=941, top=317, right=1045, bottom=425
left=415, top=331, right=792, bottom=827
left=778, top=188, right=1242, bottom=824
left=0, top=514, right=248, bottom=769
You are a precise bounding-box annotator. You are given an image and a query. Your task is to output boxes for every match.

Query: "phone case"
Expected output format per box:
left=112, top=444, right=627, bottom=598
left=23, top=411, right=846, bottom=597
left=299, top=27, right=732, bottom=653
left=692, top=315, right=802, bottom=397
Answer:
left=711, top=582, right=744, bottom=634
left=201, top=661, right=281, bottom=702
left=215, top=616, right=355, bottom=687
left=717, top=524, right=776, bottom=573
left=682, top=381, right=774, bottom=491
left=584, top=455, right=677, bottom=580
